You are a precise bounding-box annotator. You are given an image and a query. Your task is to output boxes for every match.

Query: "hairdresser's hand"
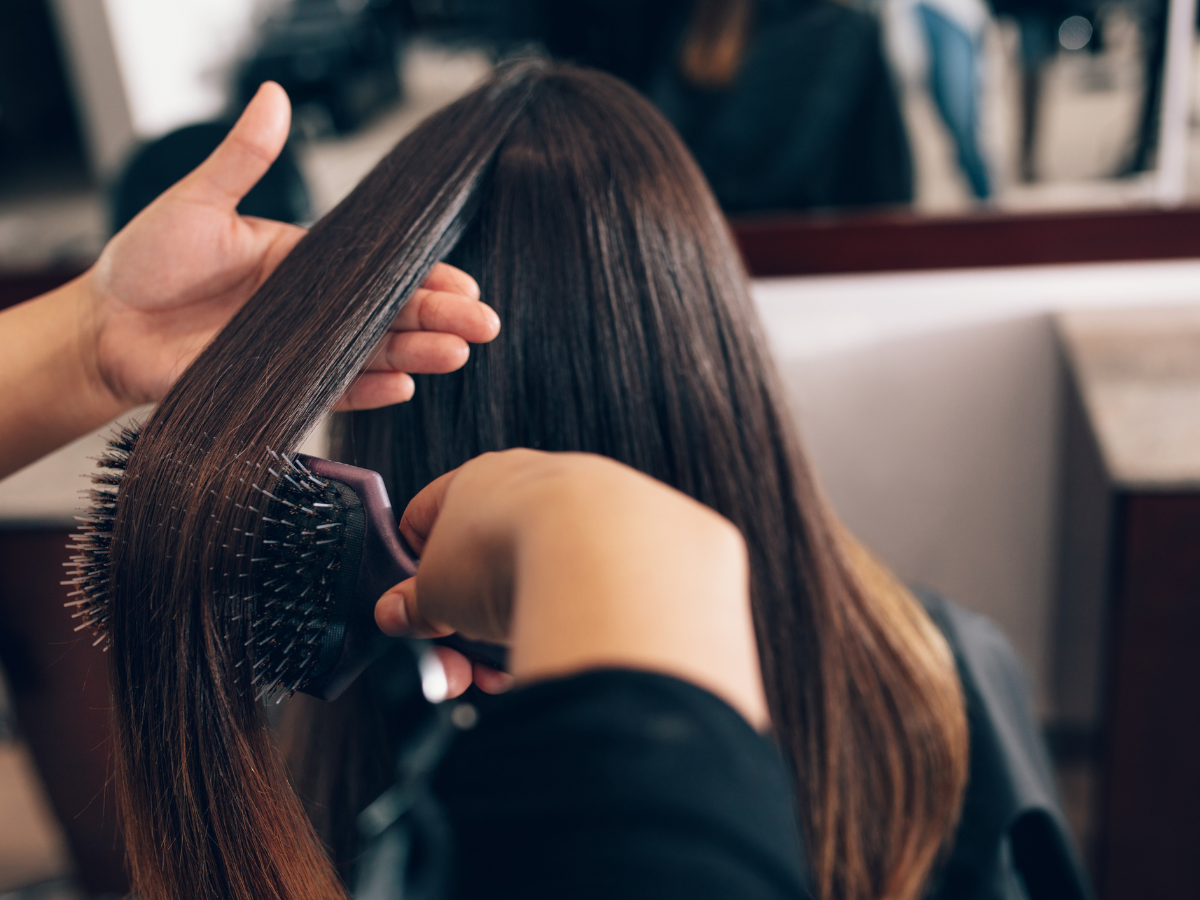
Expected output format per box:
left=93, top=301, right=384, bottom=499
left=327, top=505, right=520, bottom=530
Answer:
left=0, top=84, right=496, bottom=480
left=375, top=451, right=768, bottom=726
left=83, top=81, right=498, bottom=414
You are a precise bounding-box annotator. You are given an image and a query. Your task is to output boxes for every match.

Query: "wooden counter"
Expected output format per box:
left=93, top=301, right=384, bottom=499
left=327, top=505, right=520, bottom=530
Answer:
left=1055, top=308, right=1200, bottom=900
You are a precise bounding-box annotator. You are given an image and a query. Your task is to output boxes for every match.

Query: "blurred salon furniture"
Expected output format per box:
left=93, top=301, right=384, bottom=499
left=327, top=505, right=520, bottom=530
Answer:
left=0, top=273, right=123, bottom=900
left=111, top=122, right=310, bottom=233
left=0, top=0, right=81, bottom=177
left=1055, top=307, right=1200, bottom=900
left=919, top=590, right=1091, bottom=900
left=734, top=206, right=1200, bottom=900
left=732, top=204, right=1200, bottom=273
left=235, top=0, right=404, bottom=137
left=0, top=529, right=121, bottom=898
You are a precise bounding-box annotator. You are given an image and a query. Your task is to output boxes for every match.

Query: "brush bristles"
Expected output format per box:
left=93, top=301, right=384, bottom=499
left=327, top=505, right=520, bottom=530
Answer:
left=243, top=450, right=349, bottom=701
left=66, top=426, right=349, bottom=701
left=62, top=423, right=139, bottom=648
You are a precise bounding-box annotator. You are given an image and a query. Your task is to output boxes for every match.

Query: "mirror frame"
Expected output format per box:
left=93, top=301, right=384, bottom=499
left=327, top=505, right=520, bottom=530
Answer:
left=731, top=205, right=1200, bottom=277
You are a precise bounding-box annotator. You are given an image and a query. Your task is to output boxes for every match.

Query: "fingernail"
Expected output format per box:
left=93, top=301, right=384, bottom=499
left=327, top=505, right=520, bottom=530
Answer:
left=483, top=304, right=500, bottom=333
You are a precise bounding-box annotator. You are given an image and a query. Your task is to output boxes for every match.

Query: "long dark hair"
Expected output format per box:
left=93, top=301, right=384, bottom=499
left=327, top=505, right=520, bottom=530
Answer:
left=105, top=61, right=966, bottom=900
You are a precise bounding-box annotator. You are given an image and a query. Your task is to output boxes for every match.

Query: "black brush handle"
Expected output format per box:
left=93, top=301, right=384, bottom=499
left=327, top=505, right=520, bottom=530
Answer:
left=431, top=632, right=509, bottom=671
left=299, top=456, right=508, bottom=699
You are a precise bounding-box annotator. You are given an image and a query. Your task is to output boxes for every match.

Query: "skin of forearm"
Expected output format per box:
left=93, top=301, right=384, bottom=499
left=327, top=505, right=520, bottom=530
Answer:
left=507, top=462, right=769, bottom=729
left=0, top=275, right=126, bottom=479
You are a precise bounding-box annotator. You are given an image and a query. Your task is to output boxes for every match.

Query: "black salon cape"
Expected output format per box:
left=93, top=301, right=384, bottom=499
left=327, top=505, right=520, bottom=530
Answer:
left=919, top=592, right=1093, bottom=900
left=436, top=670, right=807, bottom=899
left=354, top=597, right=1090, bottom=900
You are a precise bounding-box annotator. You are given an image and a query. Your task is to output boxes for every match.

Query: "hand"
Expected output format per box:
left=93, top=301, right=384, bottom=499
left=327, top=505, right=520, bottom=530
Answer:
left=375, top=450, right=768, bottom=726
left=83, top=81, right=498, bottom=412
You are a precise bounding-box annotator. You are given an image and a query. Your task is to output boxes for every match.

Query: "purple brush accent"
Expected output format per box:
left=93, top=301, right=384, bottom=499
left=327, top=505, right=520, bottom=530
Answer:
left=297, top=455, right=507, bottom=700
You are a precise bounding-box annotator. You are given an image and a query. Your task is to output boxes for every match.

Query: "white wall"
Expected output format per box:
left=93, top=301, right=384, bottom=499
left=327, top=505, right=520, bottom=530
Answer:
left=778, top=317, right=1060, bottom=713
left=103, top=0, right=264, bottom=139
left=753, top=259, right=1200, bottom=717
left=47, top=0, right=135, bottom=176
left=48, top=0, right=270, bottom=177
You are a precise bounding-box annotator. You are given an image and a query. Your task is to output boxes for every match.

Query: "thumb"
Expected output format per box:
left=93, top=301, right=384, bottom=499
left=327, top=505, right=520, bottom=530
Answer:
left=376, top=579, right=453, bottom=638
left=398, top=467, right=461, bottom=555
left=176, top=81, right=291, bottom=209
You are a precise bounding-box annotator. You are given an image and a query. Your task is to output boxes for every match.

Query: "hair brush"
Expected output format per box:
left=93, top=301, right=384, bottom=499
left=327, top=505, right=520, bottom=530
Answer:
left=64, top=425, right=507, bottom=702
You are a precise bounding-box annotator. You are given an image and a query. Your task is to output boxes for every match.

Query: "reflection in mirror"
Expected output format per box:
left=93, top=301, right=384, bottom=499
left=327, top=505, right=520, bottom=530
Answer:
left=2, top=0, right=1200, bottom=275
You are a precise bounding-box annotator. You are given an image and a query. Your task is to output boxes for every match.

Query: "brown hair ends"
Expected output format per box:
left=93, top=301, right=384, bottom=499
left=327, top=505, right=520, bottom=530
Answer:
left=104, top=60, right=967, bottom=900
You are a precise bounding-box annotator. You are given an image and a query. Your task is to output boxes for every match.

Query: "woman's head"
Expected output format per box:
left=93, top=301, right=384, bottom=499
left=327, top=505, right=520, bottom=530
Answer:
left=105, top=60, right=966, bottom=900
left=339, top=65, right=764, bottom=508
left=337, top=63, right=968, bottom=900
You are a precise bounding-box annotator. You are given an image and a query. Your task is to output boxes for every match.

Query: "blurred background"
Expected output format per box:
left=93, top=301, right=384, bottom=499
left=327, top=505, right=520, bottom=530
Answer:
left=3, top=1, right=1200, bottom=898
left=6, top=0, right=1200, bottom=267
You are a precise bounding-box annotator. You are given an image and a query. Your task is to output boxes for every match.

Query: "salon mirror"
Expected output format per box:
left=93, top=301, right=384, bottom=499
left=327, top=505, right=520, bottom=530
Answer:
left=3, top=0, right=1200, bottom=278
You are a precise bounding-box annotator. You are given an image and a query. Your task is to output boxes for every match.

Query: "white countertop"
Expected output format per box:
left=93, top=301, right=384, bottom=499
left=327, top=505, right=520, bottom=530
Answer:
left=1058, top=306, right=1200, bottom=488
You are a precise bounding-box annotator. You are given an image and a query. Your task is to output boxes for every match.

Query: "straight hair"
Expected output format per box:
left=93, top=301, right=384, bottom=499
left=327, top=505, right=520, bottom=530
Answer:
left=105, top=60, right=967, bottom=900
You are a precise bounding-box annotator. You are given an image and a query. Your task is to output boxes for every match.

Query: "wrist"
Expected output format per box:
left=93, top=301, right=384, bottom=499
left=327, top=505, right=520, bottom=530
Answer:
left=0, top=276, right=129, bottom=478
left=506, top=458, right=766, bottom=726
left=70, top=269, right=130, bottom=418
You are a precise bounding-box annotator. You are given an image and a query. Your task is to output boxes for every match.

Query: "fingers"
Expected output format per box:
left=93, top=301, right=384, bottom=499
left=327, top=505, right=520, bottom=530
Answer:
left=388, top=286, right=500, bottom=343
left=177, top=82, right=292, bottom=208
left=375, top=585, right=410, bottom=635
left=398, top=468, right=460, bottom=554
left=375, top=578, right=452, bottom=637
left=434, top=647, right=475, bottom=698
left=365, top=331, right=469, bottom=375
left=423, top=650, right=510, bottom=699
left=382, top=595, right=504, bottom=699
left=333, top=371, right=415, bottom=411
left=421, top=262, right=480, bottom=300
left=473, top=663, right=515, bottom=694
left=338, top=263, right=496, bottom=409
